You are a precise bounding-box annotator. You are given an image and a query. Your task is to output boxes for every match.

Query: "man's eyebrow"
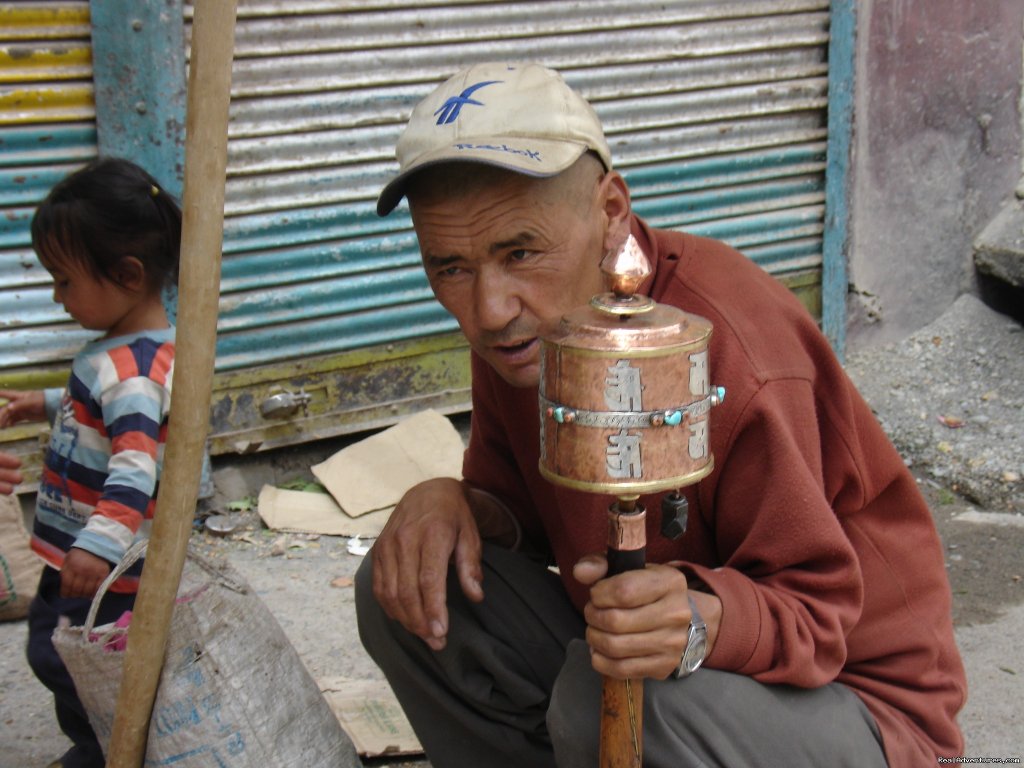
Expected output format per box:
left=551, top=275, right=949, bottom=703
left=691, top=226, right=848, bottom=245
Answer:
left=425, top=253, right=461, bottom=269
left=490, top=232, right=536, bottom=255
left=424, top=232, right=538, bottom=267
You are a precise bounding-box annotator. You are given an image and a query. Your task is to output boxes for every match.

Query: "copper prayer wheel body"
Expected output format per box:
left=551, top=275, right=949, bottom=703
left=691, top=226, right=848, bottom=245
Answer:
left=539, top=296, right=719, bottom=496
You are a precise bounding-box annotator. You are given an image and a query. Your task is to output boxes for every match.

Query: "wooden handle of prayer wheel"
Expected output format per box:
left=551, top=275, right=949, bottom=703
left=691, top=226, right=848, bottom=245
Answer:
left=105, top=1, right=237, bottom=765
left=599, top=499, right=646, bottom=768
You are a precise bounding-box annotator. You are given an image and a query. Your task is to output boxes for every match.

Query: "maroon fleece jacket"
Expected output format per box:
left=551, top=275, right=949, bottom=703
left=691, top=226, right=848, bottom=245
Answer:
left=462, top=215, right=966, bottom=766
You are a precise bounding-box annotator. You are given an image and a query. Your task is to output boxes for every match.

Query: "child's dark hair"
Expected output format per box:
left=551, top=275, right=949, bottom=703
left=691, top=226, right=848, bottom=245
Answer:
left=31, top=157, right=182, bottom=293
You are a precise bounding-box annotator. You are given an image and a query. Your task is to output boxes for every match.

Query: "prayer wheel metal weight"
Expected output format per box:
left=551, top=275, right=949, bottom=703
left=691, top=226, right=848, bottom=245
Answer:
left=539, top=235, right=724, bottom=497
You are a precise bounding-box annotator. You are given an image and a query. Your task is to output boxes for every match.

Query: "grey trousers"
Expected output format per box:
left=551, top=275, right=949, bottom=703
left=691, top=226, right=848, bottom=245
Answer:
left=354, top=543, right=889, bottom=768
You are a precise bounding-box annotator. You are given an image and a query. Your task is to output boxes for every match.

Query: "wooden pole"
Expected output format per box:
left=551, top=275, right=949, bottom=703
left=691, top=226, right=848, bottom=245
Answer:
left=599, top=498, right=646, bottom=768
left=105, top=2, right=237, bottom=765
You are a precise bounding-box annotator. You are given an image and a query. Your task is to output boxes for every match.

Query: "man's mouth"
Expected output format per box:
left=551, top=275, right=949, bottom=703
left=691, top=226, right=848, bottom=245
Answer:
left=493, top=338, right=537, bottom=358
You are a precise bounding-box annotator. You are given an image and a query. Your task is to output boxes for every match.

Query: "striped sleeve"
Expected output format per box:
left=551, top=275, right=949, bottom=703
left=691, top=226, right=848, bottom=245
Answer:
left=74, top=339, right=173, bottom=563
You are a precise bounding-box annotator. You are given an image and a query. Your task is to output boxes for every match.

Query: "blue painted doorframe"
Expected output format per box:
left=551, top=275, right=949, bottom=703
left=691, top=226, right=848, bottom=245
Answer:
left=823, top=0, right=856, bottom=360
left=88, top=0, right=186, bottom=198
left=89, top=0, right=187, bottom=322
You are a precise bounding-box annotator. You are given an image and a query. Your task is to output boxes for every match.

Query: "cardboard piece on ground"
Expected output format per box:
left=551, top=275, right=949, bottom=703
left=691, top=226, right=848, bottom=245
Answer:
left=257, top=485, right=392, bottom=538
left=311, top=409, right=464, bottom=517
left=319, top=677, right=423, bottom=758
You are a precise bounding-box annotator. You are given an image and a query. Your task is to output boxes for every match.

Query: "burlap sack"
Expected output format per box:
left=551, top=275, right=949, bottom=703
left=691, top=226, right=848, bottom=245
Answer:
left=0, top=493, right=42, bottom=620
left=53, top=541, right=360, bottom=767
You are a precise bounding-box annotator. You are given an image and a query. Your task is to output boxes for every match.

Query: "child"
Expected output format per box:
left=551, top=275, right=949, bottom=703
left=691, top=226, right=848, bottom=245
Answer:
left=0, top=157, right=183, bottom=768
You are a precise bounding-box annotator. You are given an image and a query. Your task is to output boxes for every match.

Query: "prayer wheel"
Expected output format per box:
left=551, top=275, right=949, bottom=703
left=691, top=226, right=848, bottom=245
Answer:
left=539, top=234, right=724, bottom=497
left=538, top=233, right=723, bottom=768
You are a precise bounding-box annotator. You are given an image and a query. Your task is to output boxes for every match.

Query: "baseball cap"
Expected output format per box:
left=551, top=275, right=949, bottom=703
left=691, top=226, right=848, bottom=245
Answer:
left=376, top=62, right=612, bottom=216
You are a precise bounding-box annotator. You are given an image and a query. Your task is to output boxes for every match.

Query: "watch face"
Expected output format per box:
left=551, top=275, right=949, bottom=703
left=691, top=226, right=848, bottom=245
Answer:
left=685, top=634, right=707, bottom=673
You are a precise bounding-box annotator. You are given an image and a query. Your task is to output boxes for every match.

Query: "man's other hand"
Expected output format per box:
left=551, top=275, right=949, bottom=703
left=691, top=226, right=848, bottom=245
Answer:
left=370, top=477, right=485, bottom=651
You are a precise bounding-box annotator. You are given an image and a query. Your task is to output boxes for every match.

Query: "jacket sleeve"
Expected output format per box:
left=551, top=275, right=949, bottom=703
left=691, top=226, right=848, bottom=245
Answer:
left=693, top=376, right=864, bottom=688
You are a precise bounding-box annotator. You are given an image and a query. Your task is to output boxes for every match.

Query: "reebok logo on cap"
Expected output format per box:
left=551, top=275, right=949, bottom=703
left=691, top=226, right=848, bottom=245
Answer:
left=434, top=80, right=501, bottom=125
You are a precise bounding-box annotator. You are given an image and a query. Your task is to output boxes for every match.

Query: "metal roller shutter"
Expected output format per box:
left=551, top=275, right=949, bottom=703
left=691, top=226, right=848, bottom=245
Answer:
left=201, top=0, right=833, bottom=453
left=0, top=1, right=97, bottom=476
left=0, top=1, right=844, bottom=462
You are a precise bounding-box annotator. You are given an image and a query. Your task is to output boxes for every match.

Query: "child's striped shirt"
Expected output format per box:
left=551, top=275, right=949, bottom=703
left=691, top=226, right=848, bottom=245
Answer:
left=32, top=328, right=175, bottom=592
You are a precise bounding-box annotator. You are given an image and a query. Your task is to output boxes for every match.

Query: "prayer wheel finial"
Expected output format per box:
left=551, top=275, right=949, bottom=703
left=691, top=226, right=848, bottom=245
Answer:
left=601, top=235, right=651, bottom=298
left=591, top=235, right=655, bottom=317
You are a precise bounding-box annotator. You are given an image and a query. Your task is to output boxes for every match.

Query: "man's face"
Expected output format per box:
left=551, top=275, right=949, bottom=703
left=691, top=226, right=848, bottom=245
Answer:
left=410, top=167, right=609, bottom=388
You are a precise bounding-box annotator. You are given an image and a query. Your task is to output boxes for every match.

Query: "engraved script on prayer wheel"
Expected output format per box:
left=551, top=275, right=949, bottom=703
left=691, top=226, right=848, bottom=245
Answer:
left=539, top=235, right=724, bottom=496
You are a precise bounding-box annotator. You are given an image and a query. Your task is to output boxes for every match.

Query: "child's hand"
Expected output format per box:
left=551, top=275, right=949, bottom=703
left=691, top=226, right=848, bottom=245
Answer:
left=60, top=548, right=112, bottom=599
left=0, top=390, right=46, bottom=427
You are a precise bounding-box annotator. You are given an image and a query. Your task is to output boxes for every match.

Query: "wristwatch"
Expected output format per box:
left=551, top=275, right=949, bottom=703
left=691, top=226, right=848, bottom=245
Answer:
left=673, top=595, right=708, bottom=679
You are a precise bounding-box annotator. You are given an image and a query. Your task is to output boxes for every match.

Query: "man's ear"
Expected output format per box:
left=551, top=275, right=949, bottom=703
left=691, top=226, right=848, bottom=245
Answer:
left=598, top=171, right=632, bottom=254
left=113, top=256, right=146, bottom=292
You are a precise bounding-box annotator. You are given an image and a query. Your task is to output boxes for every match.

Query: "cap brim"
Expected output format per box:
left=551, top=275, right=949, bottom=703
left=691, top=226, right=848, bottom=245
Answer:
left=376, top=139, right=589, bottom=216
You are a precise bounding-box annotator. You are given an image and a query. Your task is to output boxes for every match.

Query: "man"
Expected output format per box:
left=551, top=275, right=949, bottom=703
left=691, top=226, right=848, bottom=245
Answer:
left=355, top=62, right=965, bottom=767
